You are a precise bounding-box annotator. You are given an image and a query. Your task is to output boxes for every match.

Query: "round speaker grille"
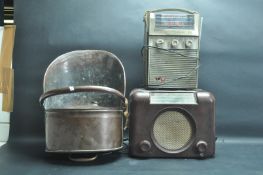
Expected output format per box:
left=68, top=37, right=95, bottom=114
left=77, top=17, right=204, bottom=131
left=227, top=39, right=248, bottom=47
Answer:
left=153, top=110, right=193, bottom=151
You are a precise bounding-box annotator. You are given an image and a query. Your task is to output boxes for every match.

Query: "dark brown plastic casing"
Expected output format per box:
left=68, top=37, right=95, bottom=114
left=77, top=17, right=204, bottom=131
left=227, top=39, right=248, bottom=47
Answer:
left=129, top=89, right=215, bottom=158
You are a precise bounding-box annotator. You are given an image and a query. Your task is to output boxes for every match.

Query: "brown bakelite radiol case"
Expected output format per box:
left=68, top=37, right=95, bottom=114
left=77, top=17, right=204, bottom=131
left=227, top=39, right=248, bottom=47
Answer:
left=129, top=89, right=216, bottom=158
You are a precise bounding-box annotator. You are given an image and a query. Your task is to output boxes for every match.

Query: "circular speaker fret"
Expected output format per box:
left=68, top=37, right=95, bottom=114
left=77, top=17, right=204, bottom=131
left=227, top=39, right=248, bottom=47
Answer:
left=153, top=110, right=193, bottom=151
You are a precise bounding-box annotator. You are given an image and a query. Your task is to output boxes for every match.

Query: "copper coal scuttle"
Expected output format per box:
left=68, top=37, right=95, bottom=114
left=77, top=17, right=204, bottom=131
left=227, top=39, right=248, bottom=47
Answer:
left=39, top=50, right=127, bottom=161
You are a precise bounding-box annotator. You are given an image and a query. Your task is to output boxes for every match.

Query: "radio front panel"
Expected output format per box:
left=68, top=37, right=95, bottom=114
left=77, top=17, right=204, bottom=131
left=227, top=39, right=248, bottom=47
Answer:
left=129, top=89, right=216, bottom=158
left=144, top=9, right=201, bottom=89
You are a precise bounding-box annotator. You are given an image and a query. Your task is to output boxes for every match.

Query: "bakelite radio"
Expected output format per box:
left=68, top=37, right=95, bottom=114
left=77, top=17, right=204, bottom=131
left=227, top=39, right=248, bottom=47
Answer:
left=129, top=89, right=215, bottom=158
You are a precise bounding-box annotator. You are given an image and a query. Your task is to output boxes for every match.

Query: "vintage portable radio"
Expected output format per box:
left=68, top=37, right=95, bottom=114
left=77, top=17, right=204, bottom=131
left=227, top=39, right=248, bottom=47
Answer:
left=129, top=89, right=215, bottom=158
left=143, top=9, right=202, bottom=89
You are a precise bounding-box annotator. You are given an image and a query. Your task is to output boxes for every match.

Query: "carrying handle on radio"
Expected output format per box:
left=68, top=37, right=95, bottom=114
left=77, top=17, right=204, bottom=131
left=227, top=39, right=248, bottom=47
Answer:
left=146, top=8, right=198, bottom=14
left=39, top=85, right=126, bottom=107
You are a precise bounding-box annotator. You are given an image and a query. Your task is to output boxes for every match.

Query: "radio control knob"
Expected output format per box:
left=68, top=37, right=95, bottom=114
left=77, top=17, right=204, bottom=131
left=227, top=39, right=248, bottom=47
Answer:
left=185, top=40, right=193, bottom=48
left=171, top=39, right=179, bottom=48
left=139, top=140, right=151, bottom=152
left=156, top=39, right=164, bottom=46
left=196, top=141, right=208, bottom=157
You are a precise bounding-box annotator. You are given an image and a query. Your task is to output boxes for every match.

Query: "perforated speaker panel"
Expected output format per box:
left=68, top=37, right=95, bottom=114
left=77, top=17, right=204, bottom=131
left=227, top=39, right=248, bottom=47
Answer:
left=153, top=110, right=193, bottom=151
left=148, top=48, right=199, bottom=89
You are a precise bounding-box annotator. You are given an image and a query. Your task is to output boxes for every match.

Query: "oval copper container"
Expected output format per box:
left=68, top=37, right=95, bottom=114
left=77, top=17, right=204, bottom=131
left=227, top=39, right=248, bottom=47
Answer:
left=40, top=50, right=126, bottom=155
left=45, top=108, right=123, bottom=153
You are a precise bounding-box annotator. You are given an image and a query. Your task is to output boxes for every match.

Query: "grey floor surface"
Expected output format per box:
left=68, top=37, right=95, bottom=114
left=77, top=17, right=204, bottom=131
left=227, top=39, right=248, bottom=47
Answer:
left=0, top=137, right=262, bottom=175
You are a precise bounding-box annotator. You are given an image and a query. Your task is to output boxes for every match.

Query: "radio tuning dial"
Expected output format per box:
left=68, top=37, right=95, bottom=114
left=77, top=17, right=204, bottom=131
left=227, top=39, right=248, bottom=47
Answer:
left=185, top=40, right=193, bottom=48
left=171, top=39, right=179, bottom=48
left=196, top=140, right=208, bottom=157
left=156, top=39, right=164, bottom=46
left=139, top=140, right=151, bottom=152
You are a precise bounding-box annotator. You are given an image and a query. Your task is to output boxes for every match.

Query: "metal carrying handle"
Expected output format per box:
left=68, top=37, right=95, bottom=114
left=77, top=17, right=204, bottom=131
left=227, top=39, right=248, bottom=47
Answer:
left=39, top=85, right=129, bottom=129
left=68, top=154, right=98, bottom=162
left=147, top=8, right=197, bottom=14
left=39, top=85, right=125, bottom=106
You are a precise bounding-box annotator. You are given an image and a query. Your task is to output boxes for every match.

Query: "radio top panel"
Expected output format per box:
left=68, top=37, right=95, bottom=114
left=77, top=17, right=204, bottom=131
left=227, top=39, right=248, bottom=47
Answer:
left=144, top=8, right=201, bottom=36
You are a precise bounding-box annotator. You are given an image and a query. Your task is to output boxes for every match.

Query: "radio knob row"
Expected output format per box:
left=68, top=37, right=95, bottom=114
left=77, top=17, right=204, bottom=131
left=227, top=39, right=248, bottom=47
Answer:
left=139, top=139, right=208, bottom=157
left=156, top=39, right=193, bottom=48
